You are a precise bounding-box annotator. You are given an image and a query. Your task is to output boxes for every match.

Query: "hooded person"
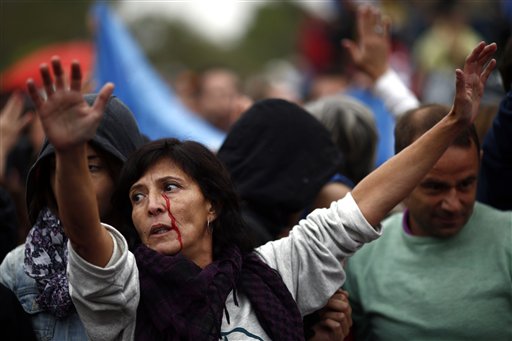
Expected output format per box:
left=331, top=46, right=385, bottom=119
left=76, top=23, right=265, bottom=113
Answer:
left=217, top=98, right=352, bottom=339
left=217, top=98, right=345, bottom=246
left=0, top=94, right=146, bottom=340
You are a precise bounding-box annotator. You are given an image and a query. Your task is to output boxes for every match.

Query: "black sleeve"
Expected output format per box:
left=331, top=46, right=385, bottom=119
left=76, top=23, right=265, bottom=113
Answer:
left=0, top=283, right=37, bottom=341
left=0, top=186, right=19, bottom=262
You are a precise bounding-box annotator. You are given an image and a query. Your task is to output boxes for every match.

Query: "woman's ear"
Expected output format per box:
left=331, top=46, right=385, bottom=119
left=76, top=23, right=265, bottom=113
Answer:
left=207, top=202, right=218, bottom=222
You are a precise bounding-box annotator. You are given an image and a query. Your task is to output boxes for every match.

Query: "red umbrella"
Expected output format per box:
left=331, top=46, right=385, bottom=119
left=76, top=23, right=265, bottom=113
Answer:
left=1, top=41, right=94, bottom=92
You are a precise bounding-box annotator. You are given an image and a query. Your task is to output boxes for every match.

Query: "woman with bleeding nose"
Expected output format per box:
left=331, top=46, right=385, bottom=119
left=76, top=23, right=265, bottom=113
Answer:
left=128, top=154, right=220, bottom=266
left=29, top=43, right=497, bottom=340
left=0, top=57, right=145, bottom=341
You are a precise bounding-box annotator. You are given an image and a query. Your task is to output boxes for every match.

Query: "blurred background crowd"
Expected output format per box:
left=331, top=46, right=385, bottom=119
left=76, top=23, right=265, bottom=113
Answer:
left=1, top=0, right=511, bottom=251
left=1, top=1, right=511, bottom=339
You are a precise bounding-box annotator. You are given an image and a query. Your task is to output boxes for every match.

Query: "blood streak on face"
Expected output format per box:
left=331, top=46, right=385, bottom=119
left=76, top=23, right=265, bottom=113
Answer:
left=162, top=193, right=183, bottom=250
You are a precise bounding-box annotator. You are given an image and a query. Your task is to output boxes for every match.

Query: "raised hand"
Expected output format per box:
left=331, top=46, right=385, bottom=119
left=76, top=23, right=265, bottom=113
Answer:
left=452, top=42, right=497, bottom=125
left=26, top=56, right=114, bottom=152
left=0, top=93, right=33, bottom=180
left=342, top=4, right=391, bottom=81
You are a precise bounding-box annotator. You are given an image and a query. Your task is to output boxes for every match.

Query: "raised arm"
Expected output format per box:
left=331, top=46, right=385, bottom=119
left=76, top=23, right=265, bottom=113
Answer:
left=0, top=93, right=33, bottom=182
left=27, top=57, right=114, bottom=266
left=352, top=41, right=497, bottom=226
left=342, top=4, right=419, bottom=116
left=342, top=4, right=391, bottom=82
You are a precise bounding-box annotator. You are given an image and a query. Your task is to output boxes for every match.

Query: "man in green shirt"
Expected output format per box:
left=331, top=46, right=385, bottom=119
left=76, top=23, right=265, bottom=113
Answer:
left=344, top=104, right=512, bottom=340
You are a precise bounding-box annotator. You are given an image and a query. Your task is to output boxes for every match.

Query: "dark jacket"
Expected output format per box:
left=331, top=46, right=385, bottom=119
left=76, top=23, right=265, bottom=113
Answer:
left=477, top=90, right=512, bottom=210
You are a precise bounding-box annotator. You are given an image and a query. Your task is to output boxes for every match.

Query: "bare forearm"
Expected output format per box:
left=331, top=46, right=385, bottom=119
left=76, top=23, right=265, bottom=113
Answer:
left=55, top=145, right=113, bottom=266
left=0, top=147, right=7, bottom=182
left=352, top=112, right=463, bottom=226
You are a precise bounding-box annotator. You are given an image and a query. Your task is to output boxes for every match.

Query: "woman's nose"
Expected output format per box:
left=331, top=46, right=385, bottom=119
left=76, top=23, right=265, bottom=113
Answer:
left=147, top=192, right=165, bottom=215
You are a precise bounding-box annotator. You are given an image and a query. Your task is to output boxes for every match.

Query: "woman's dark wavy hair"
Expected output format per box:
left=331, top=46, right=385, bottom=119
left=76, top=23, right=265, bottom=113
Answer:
left=112, top=138, right=254, bottom=257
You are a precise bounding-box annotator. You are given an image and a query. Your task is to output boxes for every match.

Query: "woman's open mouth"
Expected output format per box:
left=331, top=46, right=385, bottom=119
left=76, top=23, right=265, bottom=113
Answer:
left=149, top=224, right=172, bottom=236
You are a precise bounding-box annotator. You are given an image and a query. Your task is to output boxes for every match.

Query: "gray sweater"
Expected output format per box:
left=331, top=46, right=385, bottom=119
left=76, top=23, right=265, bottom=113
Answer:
left=68, top=193, right=380, bottom=340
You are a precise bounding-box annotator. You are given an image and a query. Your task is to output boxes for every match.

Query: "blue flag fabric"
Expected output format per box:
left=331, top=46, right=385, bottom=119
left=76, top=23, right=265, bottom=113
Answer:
left=92, top=3, right=226, bottom=150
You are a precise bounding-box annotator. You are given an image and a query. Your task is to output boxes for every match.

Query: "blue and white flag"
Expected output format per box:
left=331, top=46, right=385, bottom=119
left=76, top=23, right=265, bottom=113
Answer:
left=92, top=3, right=226, bottom=150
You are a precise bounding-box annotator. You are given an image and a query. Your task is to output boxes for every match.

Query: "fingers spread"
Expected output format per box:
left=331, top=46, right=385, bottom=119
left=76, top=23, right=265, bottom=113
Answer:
left=70, top=60, right=82, bottom=92
left=455, top=69, right=465, bottom=88
left=26, top=79, right=44, bottom=110
left=40, top=63, right=54, bottom=98
left=478, top=43, right=498, bottom=64
left=382, top=15, right=392, bottom=36
left=20, top=111, right=34, bottom=129
left=341, top=39, right=359, bottom=61
left=92, top=82, right=115, bottom=114
left=480, top=59, right=497, bottom=84
left=3, top=93, right=23, bottom=119
left=51, top=56, right=66, bottom=90
left=465, top=41, right=486, bottom=65
left=359, top=4, right=387, bottom=38
left=357, top=6, right=368, bottom=38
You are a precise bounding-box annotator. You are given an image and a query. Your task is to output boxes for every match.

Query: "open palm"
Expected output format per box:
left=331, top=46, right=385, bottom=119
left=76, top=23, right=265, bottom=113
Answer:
left=453, top=42, right=497, bottom=125
left=27, top=57, right=114, bottom=151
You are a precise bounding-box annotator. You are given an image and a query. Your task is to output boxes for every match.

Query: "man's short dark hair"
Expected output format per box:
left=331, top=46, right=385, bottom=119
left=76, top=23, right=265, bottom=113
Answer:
left=394, top=104, right=480, bottom=155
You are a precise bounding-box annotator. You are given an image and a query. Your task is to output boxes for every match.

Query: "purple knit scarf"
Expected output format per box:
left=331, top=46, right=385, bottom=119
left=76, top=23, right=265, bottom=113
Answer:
left=134, top=244, right=304, bottom=340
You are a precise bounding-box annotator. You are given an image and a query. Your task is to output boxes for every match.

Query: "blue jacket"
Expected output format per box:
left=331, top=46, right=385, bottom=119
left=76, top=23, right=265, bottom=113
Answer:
left=0, top=245, right=88, bottom=340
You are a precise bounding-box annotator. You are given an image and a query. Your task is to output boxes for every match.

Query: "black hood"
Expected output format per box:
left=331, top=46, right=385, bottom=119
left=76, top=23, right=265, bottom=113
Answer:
left=26, top=94, right=146, bottom=224
left=217, top=98, right=343, bottom=234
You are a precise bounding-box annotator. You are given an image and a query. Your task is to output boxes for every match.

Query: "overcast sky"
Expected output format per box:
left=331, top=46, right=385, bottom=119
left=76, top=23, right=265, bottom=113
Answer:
left=117, top=1, right=334, bottom=46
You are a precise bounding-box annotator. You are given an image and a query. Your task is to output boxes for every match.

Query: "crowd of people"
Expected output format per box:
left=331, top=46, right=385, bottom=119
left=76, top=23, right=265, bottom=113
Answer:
left=0, top=3, right=511, bottom=341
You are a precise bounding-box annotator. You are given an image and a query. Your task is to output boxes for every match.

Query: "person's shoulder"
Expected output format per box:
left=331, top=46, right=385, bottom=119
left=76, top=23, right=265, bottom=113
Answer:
left=0, top=244, right=29, bottom=289
left=471, top=202, right=512, bottom=241
left=381, top=212, right=405, bottom=233
left=1, top=244, right=25, bottom=267
left=473, top=201, right=512, bottom=223
left=467, top=203, right=512, bottom=257
left=347, top=212, right=404, bottom=266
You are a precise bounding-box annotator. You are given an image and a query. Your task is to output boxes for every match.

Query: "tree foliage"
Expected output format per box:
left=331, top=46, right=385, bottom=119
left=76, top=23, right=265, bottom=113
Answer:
left=1, top=1, right=92, bottom=71
left=122, top=1, right=305, bottom=79
left=1, top=1, right=306, bottom=80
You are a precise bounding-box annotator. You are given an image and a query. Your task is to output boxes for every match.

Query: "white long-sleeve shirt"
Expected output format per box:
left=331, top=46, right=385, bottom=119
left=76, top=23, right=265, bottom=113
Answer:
left=68, top=193, right=380, bottom=340
left=374, top=68, right=420, bottom=118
